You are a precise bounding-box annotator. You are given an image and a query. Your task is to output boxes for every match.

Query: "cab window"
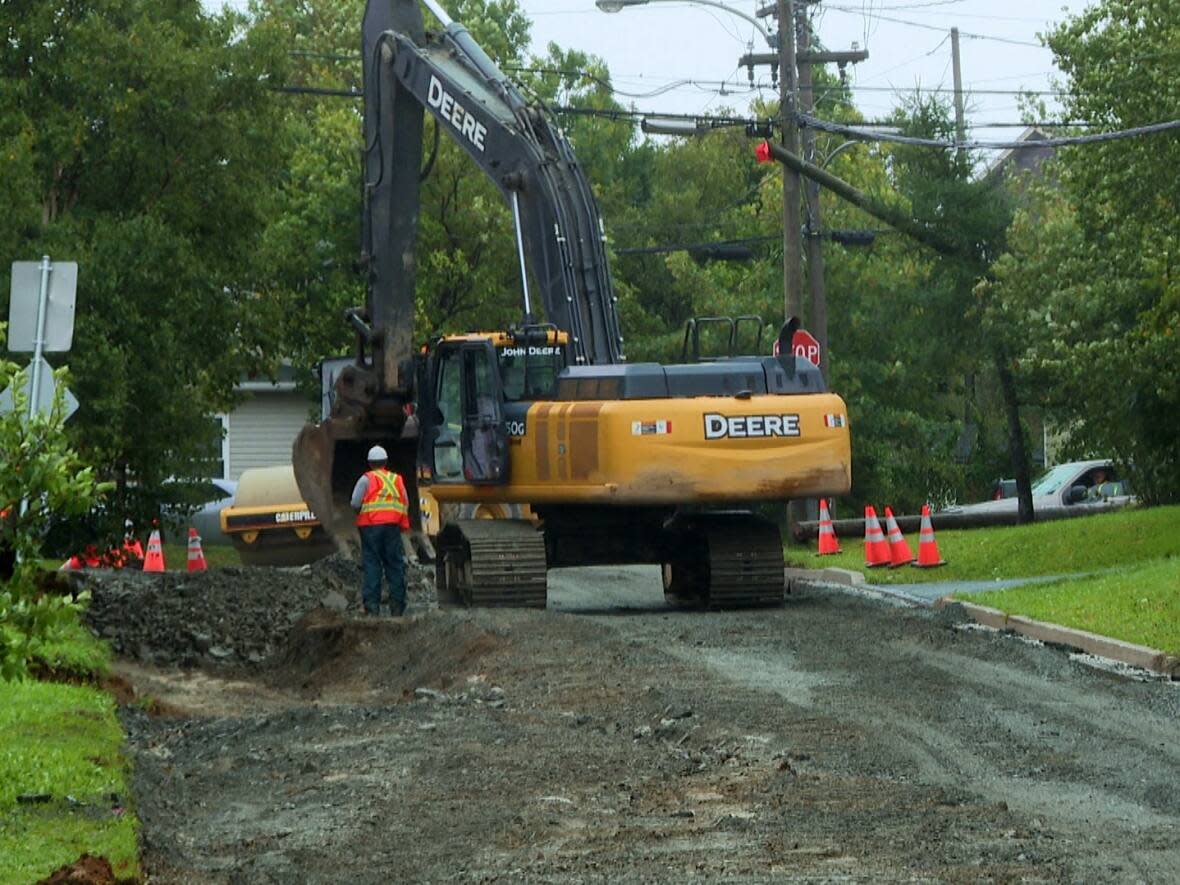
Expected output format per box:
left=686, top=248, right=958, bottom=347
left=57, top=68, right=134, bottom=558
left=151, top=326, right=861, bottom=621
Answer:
left=498, top=344, right=564, bottom=401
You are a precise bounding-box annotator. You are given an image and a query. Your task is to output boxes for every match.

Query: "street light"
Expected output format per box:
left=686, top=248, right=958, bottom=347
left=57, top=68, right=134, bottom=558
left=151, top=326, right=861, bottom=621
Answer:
left=595, top=0, right=776, bottom=48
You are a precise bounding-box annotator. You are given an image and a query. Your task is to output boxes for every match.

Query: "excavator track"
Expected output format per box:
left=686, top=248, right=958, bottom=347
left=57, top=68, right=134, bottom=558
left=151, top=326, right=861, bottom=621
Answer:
left=663, top=514, right=785, bottom=609
left=435, top=519, right=548, bottom=608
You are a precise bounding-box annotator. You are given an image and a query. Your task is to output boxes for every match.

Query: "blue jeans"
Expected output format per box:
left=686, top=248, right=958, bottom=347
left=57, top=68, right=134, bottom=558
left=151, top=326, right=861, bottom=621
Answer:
left=359, top=524, right=406, bottom=615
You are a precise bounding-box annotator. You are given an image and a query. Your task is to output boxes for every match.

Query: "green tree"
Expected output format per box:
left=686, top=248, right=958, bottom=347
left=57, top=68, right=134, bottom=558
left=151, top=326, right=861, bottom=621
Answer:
left=0, top=1, right=293, bottom=536
left=1033, top=0, right=1180, bottom=502
left=254, top=0, right=545, bottom=370
left=777, top=90, right=1016, bottom=511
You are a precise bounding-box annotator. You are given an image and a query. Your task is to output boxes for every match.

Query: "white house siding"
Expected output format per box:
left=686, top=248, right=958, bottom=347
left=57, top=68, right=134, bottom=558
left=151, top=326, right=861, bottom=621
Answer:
left=226, top=391, right=313, bottom=480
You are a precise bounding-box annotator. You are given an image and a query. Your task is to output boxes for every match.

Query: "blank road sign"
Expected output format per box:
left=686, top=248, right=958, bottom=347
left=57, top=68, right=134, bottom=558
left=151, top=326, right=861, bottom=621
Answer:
left=7, top=260, right=78, bottom=352
left=0, top=355, right=79, bottom=420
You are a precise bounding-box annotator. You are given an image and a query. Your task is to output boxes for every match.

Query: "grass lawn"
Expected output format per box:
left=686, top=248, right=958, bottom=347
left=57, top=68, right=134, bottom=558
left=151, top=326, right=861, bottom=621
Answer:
left=43, top=540, right=241, bottom=573
left=32, top=619, right=113, bottom=680
left=962, top=557, right=1180, bottom=656
left=789, top=504, right=1180, bottom=585
left=0, top=627, right=139, bottom=884
left=160, top=541, right=240, bottom=569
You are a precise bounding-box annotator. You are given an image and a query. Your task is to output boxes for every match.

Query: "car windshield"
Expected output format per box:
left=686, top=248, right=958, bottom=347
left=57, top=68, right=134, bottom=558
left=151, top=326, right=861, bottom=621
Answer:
left=1031, top=463, right=1083, bottom=496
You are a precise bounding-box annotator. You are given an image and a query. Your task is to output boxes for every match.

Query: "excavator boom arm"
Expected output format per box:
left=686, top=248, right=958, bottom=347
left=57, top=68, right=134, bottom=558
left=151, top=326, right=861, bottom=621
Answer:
left=362, top=0, right=624, bottom=369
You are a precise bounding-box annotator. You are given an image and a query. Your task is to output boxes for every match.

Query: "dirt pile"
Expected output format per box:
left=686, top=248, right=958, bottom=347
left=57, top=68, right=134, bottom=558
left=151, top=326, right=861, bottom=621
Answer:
left=81, top=554, right=436, bottom=668
left=269, top=607, right=513, bottom=701
left=36, top=853, right=132, bottom=885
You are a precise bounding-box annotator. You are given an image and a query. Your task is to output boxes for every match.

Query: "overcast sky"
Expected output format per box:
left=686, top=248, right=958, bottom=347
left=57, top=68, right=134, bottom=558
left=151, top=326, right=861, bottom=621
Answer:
left=214, top=0, right=1095, bottom=142
left=521, top=0, right=1093, bottom=141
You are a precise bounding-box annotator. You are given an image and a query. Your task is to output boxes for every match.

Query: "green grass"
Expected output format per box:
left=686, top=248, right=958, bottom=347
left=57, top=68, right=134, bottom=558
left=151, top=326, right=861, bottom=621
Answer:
left=791, top=504, right=1180, bottom=584
left=43, top=541, right=241, bottom=573
left=161, top=541, right=240, bottom=569
left=33, top=619, right=113, bottom=679
left=0, top=677, right=140, bottom=884
left=963, top=557, right=1180, bottom=656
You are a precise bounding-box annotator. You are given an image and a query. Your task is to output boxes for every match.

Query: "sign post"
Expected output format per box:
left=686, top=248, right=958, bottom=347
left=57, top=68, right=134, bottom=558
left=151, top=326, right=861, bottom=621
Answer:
left=28, top=257, right=52, bottom=424
left=4, top=256, right=80, bottom=527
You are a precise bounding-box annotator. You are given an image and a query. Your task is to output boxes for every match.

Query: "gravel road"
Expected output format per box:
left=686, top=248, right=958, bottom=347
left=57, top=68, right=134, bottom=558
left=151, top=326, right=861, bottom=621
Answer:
left=114, top=564, right=1179, bottom=883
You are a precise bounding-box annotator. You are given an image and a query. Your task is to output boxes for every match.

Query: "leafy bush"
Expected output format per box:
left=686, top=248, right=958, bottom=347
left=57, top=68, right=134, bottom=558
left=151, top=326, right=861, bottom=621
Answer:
left=0, top=355, right=105, bottom=680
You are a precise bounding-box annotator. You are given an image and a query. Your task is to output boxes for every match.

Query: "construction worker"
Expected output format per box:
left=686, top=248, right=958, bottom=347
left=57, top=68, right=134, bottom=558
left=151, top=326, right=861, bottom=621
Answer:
left=350, top=445, right=410, bottom=616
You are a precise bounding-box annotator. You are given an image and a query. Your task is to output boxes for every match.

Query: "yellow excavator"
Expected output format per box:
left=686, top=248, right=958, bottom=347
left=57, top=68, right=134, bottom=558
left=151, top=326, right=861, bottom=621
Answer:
left=292, top=0, right=851, bottom=608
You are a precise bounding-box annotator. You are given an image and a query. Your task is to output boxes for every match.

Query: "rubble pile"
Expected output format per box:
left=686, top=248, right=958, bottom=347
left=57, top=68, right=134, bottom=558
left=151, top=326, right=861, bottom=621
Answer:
left=80, top=554, right=437, bottom=668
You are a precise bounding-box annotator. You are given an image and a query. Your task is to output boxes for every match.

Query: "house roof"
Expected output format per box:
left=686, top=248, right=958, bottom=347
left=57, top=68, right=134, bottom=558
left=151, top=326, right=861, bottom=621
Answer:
left=982, top=126, right=1056, bottom=183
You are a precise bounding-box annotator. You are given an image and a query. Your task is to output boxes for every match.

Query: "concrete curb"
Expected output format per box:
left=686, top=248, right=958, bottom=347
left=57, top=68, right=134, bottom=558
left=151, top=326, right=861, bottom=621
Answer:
left=785, top=566, right=866, bottom=588
left=940, top=598, right=1180, bottom=679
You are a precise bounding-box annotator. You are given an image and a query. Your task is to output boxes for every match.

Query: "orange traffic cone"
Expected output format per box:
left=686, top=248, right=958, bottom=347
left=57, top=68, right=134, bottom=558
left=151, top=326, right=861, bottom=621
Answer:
left=186, top=528, right=207, bottom=573
left=816, top=498, right=841, bottom=555
left=912, top=504, right=947, bottom=568
left=59, top=555, right=84, bottom=571
left=863, top=506, right=891, bottom=568
left=143, top=529, right=166, bottom=573
left=883, top=506, right=914, bottom=567
left=123, top=530, right=144, bottom=563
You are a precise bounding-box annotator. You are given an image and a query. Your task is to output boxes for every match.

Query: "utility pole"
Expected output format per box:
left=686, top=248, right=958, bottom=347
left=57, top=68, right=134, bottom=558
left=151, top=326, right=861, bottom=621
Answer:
left=951, top=27, right=966, bottom=158
left=777, top=0, right=804, bottom=322
left=796, top=12, right=827, bottom=381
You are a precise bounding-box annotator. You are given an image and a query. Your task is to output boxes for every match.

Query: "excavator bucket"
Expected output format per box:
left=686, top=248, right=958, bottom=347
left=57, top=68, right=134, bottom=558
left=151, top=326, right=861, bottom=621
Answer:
left=292, top=414, right=422, bottom=556
left=292, top=421, right=353, bottom=554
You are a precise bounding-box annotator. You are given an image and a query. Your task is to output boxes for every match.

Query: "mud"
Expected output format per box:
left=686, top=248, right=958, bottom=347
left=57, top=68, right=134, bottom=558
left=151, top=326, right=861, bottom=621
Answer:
left=111, top=566, right=1180, bottom=883
left=36, top=853, right=130, bottom=884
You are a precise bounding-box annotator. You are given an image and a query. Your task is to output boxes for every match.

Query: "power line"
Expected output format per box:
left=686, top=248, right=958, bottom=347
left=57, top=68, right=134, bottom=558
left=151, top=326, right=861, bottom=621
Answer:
left=277, top=85, right=361, bottom=98
left=826, top=6, right=1047, bottom=47
left=554, top=105, right=769, bottom=129
left=856, top=33, right=950, bottom=85
left=503, top=65, right=758, bottom=99
left=850, top=85, right=1073, bottom=96
left=798, top=112, right=1180, bottom=149
left=512, top=64, right=1071, bottom=101
left=858, top=0, right=968, bottom=9
left=271, top=86, right=1106, bottom=134
left=289, top=50, right=360, bottom=62
left=851, top=6, right=1071, bottom=24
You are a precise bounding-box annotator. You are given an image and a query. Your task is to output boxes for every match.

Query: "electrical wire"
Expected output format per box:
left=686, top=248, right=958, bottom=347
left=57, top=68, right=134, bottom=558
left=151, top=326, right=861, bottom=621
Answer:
left=838, top=5, right=1071, bottom=24
left=825, top=6, right=1047, bottom=47
left=854, top=0, right=967, bottom=9
left=854, top=33, right=949, bottom=85
left=510, top=66, right=1077, bottom=99
left=849, top=85, right=1077, bottom=96
left=289, top=50, right=361, bottom=62
left=504, top=65, right=737, bottom=99
left=272, top=88, right=1104, bottom=134
left=797, top=112, right=1180, bottom=149
left=555, top=105, right=770, bottom=129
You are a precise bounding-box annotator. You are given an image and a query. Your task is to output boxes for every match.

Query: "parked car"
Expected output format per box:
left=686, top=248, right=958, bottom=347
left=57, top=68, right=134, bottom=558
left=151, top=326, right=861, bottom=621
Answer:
left=989, top=478, right=1018, bottom=500
left=162, top=478, right=237, bottom=545
left=943, top=459, right=1134, bottom=516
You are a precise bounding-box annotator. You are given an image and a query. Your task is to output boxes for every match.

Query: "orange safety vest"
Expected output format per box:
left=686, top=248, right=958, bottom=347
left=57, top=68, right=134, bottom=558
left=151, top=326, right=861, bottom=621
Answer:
left=356, top=469, right=409, bottom=529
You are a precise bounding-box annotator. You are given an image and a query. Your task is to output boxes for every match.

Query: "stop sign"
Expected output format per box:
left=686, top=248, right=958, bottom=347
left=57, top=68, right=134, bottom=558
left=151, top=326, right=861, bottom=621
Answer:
left=790, top=329, right=821, bottom=366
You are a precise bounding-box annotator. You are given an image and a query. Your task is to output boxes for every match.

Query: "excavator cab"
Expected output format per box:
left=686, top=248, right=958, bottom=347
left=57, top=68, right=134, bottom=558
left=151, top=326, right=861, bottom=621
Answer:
left=681, top=315, right=765, bottom=363
left=418, top=338, right=509, bottom=485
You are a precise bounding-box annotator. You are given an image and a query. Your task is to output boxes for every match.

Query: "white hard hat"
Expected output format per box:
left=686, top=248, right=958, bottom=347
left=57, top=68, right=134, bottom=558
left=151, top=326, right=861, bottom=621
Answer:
left=367, top=445, right=388, bottom=461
